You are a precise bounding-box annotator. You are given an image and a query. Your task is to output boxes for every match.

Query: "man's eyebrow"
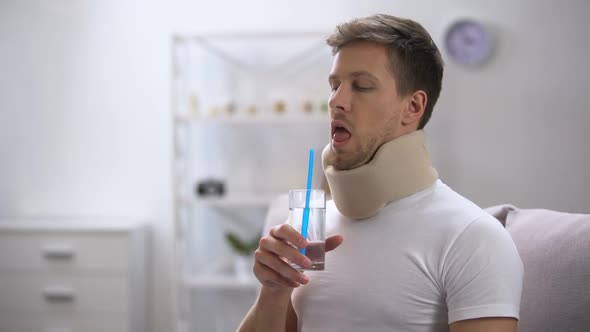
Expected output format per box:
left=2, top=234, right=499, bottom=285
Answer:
left=350, top=71, right=378, bottom=80
left=328, top=71, right=378, bottom=81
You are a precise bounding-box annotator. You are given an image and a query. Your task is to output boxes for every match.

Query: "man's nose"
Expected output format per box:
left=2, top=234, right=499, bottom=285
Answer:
left=329, top=85, right=351, bottom=113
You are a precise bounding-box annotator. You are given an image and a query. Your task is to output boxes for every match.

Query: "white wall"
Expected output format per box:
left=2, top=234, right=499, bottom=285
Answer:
left=1, top=0, right=589, bottom=331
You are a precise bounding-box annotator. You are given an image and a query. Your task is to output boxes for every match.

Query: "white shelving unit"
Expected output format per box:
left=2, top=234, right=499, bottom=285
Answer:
left=188, top=195, right=277, bottom=208
left=172, top=32, right=332, bottom=332
left=174, top=114, right=327, bottom=125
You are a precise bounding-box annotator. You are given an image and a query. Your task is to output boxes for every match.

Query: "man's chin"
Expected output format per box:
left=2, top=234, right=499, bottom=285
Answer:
left=325, top=146, right=338, bottom=168
left=326, top=148, right=362, bottom=171
left=330, top=139, right=353, bottom=152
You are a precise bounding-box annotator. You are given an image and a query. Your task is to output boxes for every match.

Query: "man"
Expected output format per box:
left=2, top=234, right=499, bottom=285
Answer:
left=238, top=14, right=523, bottom=332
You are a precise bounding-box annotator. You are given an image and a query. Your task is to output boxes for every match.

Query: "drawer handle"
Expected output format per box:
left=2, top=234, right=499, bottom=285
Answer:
left=42, top=245, right=76, bottom=259
left=46, top=329, right=73, bottom=332
left=43, top=286, right=76, bottom=302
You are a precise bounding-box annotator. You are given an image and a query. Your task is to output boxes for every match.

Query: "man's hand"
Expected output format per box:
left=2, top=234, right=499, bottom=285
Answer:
left=254, top=223, right=343, bottom=291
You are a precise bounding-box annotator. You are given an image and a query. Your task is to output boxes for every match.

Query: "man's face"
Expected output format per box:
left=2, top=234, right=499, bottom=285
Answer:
left=327, top=41, right=408, bottom=170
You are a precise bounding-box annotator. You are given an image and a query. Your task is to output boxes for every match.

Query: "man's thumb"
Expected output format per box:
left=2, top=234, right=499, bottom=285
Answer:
left=325, top=235, right=343, bottom=252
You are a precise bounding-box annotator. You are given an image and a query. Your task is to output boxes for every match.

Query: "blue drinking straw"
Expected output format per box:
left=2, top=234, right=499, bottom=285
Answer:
left=300, top=149, right=315, bottom=255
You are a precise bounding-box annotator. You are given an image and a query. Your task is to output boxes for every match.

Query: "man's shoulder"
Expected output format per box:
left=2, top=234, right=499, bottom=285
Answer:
left=397, top=180, right=498, bottom=236
left=393, top=180, right=488, bottom=222
left=426, top=181, right=510, bottom=247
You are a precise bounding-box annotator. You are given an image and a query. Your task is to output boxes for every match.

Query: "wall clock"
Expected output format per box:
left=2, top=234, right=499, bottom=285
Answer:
left=444, top=19, right=493, bottom=66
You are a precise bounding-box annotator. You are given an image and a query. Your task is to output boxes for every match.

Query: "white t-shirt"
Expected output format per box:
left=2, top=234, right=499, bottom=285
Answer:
left=265, top=180, right=523, bottom=332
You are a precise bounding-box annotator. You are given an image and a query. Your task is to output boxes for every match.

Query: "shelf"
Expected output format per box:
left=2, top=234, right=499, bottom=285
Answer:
left=184, top=274, right=259, bottom=290
left=194, top=195, right=273, bottom=207
left=181, top=194, right=279, bottom=208
left=174, top=114, right=328, bottom=125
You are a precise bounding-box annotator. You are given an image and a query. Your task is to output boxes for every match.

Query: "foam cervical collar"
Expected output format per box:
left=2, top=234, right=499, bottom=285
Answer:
left=322, top=130, right=438, bottom=220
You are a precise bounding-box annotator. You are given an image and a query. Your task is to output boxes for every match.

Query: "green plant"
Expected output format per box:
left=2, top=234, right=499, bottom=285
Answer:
left=225, top=232, right=260, bottom=256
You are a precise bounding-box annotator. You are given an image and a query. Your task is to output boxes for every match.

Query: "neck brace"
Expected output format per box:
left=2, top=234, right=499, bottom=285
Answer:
left=322, top=130, right=438, bottom=220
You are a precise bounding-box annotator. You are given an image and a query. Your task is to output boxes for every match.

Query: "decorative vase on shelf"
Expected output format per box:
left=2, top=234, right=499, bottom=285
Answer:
left=273, top=100, right=286, bottom=115
left=303, top=100, right=314, bottom=114
left=233, top=254, right=255, bottom=281
left=225, top=232, right=260, bottom=281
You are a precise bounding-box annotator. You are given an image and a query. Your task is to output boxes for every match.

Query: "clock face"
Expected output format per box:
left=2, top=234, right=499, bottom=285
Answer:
left=445, top=20, right=493, bottom=66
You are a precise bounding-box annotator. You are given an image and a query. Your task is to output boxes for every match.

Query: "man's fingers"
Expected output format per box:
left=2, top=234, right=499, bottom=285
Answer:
left=254, top=260, right=301, bottom=288
left=269, top=224, right=307, bottom=248
left=325, top=234, right=344, bottom=252
left=255, top=249, right=309, bottom=285
left=259, top=235, right=312, bottom=269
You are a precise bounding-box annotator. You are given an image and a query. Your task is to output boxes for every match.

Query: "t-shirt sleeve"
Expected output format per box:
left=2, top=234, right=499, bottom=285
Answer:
left=442, top=215, right=524, bottom=324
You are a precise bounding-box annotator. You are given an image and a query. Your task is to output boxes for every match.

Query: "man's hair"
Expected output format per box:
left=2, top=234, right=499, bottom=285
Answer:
left=326, top=14, right=444, bottom=129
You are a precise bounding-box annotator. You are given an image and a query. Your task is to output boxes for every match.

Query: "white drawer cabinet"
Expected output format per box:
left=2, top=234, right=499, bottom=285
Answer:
left=0, top=312, right=129, bottom=332
left=0, top=219, right=146, bottom=332
left=0, top=274, right=129, bottom=313
left=0, top=233, right=130, bottom=271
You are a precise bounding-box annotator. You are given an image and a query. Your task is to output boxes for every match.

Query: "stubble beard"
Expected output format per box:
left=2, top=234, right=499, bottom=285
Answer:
left=326, top=135, right=379, bottom=170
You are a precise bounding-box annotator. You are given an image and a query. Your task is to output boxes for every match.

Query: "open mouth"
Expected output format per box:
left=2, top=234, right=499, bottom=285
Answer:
left=331, top=120, right=352, bottom=148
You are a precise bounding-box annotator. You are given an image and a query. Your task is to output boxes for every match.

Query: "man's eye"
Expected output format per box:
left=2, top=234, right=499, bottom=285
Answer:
left=353, top=84, right=373, bottom=91
left=330, top=84, right=339, bottom=92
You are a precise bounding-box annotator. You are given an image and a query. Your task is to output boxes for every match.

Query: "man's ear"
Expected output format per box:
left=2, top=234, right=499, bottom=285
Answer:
left=402, top=90, right=427, bottom=128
